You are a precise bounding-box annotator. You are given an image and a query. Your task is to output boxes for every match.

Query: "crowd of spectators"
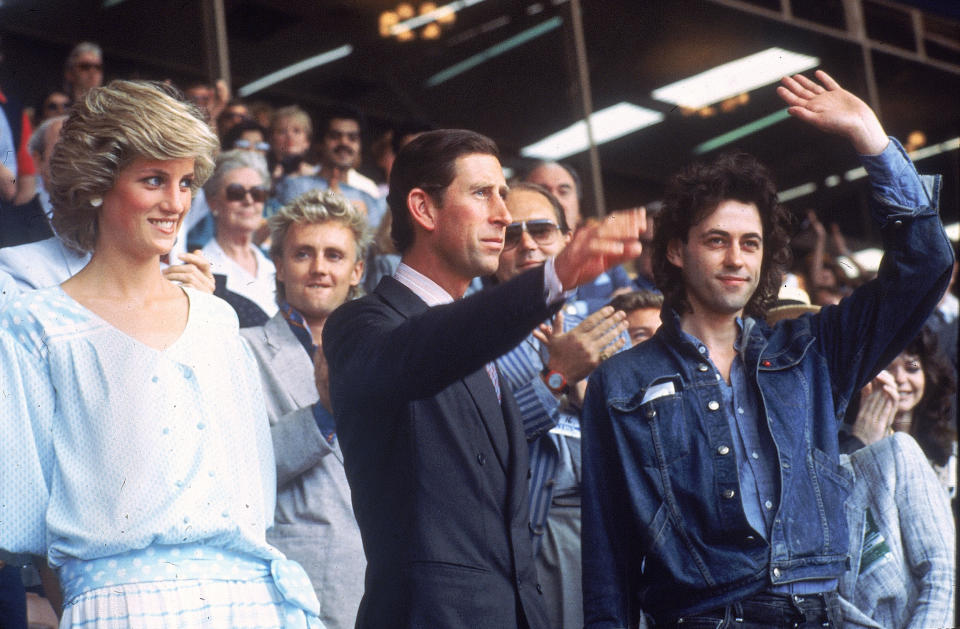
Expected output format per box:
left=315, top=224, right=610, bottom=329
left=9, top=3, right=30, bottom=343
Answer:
left=0, top=39, right=955, bottom=629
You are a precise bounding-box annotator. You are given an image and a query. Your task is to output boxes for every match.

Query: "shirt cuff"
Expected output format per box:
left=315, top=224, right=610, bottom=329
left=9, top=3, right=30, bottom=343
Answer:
left=311, top=402, right=337, bottom=445
left=858, top=136, right=930, bottom=211
left=543, top=258, right=576, bottom=305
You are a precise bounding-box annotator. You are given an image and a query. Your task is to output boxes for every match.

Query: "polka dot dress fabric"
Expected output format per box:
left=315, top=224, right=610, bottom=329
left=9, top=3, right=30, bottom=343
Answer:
left=0, top=287, right=323, bottom=627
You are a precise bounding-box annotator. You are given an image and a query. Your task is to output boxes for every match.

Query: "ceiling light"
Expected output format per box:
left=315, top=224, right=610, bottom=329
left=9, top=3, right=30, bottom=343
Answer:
left=520, top=103, right=664, bottom=160
left=777, top=182, right=817, bottom=202
left=652, top=47, right=819, bottom=109
left=238, top=45, right=353, bottom=97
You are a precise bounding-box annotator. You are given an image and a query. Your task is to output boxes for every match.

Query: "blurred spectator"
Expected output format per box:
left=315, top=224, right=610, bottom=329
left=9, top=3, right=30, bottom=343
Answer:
left=33, top=89, right=71, bottom=126
left=845, top=326, right=957, bottom=497
left=608, top=289, right=663, bottom=345
left=217, top=98, right=251, bottom=139
left=62, top=41, right=102, bottom=101
left=316, top=106, right=380, bottom=200
left=0, top=34, right=34, bottom=205
left=201, top=150, right=277, bottom=317
left=269, top=105, right=314, bottom=180
left=0, top=115, right=63, bottom=248
left=221, top=119, right=270, bottom=156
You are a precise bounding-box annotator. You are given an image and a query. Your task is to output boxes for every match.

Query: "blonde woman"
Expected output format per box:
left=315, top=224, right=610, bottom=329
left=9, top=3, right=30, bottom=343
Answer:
left=0, top=81, right=322, bottom=628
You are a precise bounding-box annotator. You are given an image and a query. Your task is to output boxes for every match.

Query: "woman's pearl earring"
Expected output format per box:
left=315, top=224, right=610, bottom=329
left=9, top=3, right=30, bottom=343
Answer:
left=90, top=197, right=103, bottom=208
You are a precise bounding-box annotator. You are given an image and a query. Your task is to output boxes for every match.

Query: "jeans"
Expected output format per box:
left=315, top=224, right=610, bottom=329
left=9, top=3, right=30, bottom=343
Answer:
left=660, top=591, right=841, bottom=628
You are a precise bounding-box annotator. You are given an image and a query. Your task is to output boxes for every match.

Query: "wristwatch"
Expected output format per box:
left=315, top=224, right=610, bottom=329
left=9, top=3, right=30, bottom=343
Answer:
left=541, top=368, right=569, bottom=395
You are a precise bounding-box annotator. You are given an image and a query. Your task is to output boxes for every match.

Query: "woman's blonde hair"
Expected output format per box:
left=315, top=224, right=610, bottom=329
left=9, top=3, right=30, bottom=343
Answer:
left=48, top=80, right=219, bottom=252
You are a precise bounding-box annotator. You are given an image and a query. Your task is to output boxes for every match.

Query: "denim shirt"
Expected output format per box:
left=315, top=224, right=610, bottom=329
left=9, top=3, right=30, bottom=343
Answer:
left=580, top=138, right=954, bottom=627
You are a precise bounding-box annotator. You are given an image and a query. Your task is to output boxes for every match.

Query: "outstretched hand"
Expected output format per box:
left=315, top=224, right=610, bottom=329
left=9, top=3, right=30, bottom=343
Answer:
left=777, top=70, right=888, bottom=156
left=554, top=207, right=646, bottom=291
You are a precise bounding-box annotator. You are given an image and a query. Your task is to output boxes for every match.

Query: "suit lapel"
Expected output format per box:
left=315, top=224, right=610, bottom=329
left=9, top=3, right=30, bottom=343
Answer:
left=376, top=276, right=511, bottom=474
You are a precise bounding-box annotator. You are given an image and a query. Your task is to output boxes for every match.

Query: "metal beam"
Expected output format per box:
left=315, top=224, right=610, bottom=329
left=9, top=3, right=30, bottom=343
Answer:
left=565, top=0, right=606, bottom=218
left=705, top=0, right=960, bottom=76
left=201, top=0, right=231, bottom=88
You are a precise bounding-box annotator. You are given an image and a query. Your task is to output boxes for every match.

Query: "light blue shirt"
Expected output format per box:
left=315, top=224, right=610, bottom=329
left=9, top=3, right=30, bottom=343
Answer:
left=0, top=286, right=280, bottom=568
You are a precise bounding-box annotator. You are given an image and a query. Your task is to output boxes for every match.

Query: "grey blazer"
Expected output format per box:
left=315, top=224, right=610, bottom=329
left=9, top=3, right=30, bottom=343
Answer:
left=241, top=313, right=365, bottom=629
left=839, top=432, right=955, bottom=629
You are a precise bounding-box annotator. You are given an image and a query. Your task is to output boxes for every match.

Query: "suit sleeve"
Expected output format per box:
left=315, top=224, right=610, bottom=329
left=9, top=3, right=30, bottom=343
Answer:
left=324, top=265, right=558, bottom=408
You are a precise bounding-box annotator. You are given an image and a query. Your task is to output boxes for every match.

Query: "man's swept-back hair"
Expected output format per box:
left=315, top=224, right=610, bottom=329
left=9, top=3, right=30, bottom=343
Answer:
left=269, top=188, right=371, bottom=304
left=48, top=79, right=219, bottom=253
left=652, top=151, right=793, bottom=319
left=388, top=129, right=499, bottom=253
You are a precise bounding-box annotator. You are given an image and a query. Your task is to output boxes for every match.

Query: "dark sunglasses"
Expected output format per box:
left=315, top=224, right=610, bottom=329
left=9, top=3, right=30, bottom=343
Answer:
left=234, top=139, right=270, bottom=152
left=76, top=62, right=102, bottom=72
left=225, top=183, right=269, bottom=203
left=503, top=219, right=560, bottom=250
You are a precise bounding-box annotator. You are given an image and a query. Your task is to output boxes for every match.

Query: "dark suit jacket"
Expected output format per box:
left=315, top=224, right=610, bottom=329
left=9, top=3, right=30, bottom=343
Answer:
left=323, top=267, right=557, bottom=629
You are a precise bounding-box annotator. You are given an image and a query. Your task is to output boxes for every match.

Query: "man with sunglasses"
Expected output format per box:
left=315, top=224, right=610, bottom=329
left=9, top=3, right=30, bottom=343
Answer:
left=322, top=129, right=644, bottom=629
left=63, top=42, right=103, bottom=102
left=492, top=182, right=631, bottom=629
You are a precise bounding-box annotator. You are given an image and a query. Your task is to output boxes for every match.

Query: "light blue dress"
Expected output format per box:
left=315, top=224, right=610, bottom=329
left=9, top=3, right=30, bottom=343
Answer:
left=0, top=286, right=323, bottom=627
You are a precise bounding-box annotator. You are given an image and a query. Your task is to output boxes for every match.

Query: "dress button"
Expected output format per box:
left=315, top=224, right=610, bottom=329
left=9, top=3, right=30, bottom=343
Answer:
left=751, top=451, right=760, bottom=460
left=765, top=500, right=774, bottom=510
left=717, top=445, right=730, bottom=455
left=697, top=364, right=709, bottom=372
left=196, top=422, right=206, bottom=430
left=722, top=489, right=735, bottom=499
left=707, top=400, right=720, bottom=411
left=477, top=453, right=486, bottom=465
left=772, top=567, right=781, bottom=578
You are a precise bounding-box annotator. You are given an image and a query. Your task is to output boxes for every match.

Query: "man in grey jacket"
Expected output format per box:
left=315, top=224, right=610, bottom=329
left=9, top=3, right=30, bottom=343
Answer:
left=241, top=188, right=370, bottom=629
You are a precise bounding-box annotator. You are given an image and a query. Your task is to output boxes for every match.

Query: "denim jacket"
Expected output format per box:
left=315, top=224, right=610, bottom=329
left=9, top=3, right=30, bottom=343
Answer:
left=581, top=140, right=954, bottom=627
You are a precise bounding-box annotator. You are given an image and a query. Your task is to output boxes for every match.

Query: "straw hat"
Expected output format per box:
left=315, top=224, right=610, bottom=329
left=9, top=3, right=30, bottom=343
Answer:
left=766, top=286, right=820, bottom=325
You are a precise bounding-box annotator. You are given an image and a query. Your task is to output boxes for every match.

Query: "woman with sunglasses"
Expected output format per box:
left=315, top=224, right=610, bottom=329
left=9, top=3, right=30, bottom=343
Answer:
left=201, top=149, right=278, bottom=318
left=0, top=80, right=322, bottom=627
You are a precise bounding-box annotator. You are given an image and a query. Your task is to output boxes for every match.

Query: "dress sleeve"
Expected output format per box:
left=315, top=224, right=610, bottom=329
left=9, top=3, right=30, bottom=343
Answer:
left=0, top=324, right=56, bottom=555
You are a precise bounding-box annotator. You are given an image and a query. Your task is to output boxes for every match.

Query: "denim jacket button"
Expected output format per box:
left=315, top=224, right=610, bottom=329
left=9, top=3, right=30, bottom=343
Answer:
left=697, top=364, right=709, bottom=372
left=717, top=445, right=730, bottom=455
left=772, top=567, right=781, bottom=578
left=722, top=489, right=735, bottom=499
left=707, top=400, right=720, bottom=411
left=645, top=408, right=656, bottom=419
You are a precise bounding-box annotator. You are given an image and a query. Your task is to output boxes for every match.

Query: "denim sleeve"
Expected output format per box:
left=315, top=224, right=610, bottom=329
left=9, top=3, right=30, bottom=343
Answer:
left=859, top=137, right=938, bottom=226
left=812, top=138, right=954, bottom=420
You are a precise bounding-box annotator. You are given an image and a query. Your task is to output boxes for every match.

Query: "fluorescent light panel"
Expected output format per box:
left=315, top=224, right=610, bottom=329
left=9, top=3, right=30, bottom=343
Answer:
left=777, top=182, right=817, bottom=202
left=652, top=47, right=819, bottom=109
left=521, top=103, right=664, bottom=160
left=694, top=108, right=791, bottom=154
left=238, top=45, right=353, bottom=97
left=426, top=16, right=561, bottom=87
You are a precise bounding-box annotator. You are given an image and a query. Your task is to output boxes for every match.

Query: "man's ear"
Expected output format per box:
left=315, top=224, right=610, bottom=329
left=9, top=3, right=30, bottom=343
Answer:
left=666, top=238, right=684, bottom=269
left=349, top=259, right=364, bottom=287
left=408, top=188, right=438, bottom=233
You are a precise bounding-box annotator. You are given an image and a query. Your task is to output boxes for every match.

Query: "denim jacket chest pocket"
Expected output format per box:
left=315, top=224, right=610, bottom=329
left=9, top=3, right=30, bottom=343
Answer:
left=609, top=382, right=690, bottom=468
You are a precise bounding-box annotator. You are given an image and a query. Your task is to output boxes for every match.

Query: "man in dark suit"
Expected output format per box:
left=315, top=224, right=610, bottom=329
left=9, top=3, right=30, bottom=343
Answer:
left=322, top=129, right=644, bottom=629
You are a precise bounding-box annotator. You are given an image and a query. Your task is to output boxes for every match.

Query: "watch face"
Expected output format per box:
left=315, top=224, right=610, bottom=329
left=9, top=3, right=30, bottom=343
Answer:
left=548, top=373, right=564, bottom=389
